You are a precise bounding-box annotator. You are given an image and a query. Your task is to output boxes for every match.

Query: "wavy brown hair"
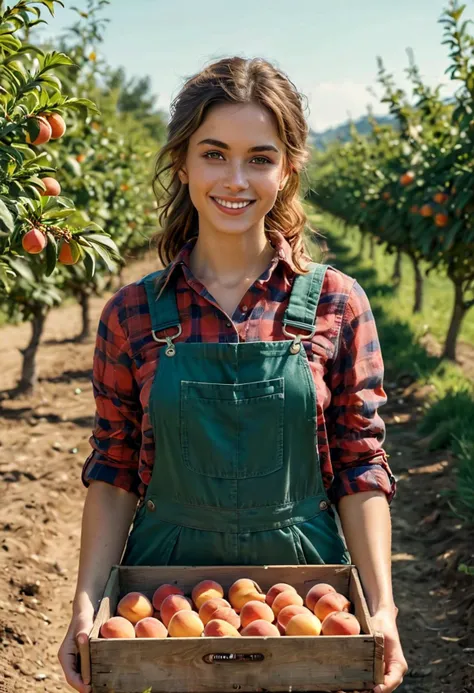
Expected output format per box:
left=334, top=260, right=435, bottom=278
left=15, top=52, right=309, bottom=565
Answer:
left=151, top=56, right=320, bottom=276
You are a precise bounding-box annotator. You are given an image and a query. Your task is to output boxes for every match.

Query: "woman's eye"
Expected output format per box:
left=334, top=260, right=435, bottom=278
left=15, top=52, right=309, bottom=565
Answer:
left=203, top=151, right=271, bottom=165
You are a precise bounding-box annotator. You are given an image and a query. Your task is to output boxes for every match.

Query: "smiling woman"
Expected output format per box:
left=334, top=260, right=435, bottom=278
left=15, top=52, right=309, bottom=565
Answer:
left=59, top=56, right=407, bottom=693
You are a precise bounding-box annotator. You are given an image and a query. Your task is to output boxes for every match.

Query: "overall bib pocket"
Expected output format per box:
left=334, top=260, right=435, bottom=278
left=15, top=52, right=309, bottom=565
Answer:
left=180, top=377, right=284, bottom=479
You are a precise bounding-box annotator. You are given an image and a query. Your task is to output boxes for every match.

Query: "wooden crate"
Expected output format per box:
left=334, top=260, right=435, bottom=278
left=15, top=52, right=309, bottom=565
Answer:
left=90, top=564, right=384, bottom=692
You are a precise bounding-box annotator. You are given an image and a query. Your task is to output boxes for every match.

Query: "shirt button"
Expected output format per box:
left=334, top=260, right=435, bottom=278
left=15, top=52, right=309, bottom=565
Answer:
left=146, top=499, right=156, bottom=512
left=226, top=321, right=232, bottom=328
left=241, top=304, right=248, bottom=312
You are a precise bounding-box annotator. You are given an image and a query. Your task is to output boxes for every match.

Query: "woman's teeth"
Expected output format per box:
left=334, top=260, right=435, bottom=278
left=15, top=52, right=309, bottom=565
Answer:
left=213, top=197, right=253, bottom=209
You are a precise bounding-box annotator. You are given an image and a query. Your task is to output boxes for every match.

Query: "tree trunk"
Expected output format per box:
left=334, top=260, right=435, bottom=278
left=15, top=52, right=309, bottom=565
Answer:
left=369, top=236, right=376, bottom=262
left=359, top=232, right=366, bottom=257
left=442, top=280, right=467, bottom=361
left=392, top=250, right=402, bottom=284
left=410, top=254, right=424, bottom=313
left=76, top=290, right=91, bottom=342
left=16, top=309, right=47, bottom=396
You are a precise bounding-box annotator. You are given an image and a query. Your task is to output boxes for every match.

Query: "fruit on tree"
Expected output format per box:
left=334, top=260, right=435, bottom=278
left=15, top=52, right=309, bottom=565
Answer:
left=58, top=240, right=81, bottom=265
left=40, top=177, right=61, bottom=196
left=22, top=228, right=47, bottom=254
left=25, top=116, right=52, bottom=145
left=434, top=213, right=449, bottom=227
left=40, top=112, right=66, bottom=139
left=400, top=171, right=415, bottom=186
left=433, top=192, right=449, bottom=204
left=420, top=204, right=434, bottom=217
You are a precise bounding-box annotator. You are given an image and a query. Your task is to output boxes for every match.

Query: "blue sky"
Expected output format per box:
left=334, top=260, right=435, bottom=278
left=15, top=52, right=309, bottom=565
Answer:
left=39, top=0, right=473, bottom=132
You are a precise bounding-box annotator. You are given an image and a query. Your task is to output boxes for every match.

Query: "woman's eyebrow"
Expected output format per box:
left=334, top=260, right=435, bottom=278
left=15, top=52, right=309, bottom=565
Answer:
left=197, top=138, right=280, bottom=153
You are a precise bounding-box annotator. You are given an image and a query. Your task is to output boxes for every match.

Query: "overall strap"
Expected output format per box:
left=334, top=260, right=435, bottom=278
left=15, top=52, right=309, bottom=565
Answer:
left=283, top=262, right=328, bottom=340
left=140, top=270, right=181, bottom=356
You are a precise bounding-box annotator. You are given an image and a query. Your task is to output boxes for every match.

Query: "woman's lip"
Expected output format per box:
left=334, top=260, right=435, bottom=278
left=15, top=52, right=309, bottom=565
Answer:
left=210, top=197, right=256, bottom=215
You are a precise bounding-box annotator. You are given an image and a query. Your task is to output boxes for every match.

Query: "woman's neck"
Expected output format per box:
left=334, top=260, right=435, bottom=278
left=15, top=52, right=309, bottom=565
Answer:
left=189, top=231, right=275, bottom=289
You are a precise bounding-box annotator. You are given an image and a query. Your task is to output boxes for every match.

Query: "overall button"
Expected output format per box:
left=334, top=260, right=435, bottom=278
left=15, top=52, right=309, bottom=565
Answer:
left=146, top=499, right=156, bottom=512
left=319, top=500, right=329, bottom=511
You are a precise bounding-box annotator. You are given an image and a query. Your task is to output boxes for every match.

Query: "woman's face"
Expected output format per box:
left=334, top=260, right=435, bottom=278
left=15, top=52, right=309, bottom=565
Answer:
left=178, top=102, right=290, bottom=238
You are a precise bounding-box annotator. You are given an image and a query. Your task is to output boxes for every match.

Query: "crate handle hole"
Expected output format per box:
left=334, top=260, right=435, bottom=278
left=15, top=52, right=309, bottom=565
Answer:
left=203, top=653, right=265, bottom=664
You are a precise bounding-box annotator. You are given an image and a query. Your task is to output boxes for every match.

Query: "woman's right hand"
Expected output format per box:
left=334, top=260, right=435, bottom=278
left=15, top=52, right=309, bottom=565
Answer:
left=58, top=605, right=94, bottom=693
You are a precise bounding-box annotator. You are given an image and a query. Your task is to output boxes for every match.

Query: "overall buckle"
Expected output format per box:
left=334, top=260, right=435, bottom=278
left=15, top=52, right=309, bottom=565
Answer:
left=152, top=324, right=182, bottom=357
left=282, top=323, right=317, bottom=354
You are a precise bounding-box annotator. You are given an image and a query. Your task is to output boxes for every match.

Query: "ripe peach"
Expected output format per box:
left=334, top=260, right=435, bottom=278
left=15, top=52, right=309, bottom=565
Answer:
left=240, top=620, right=280, bottom=637
left=168, top=610, right=204, bottom=637
left=434, top=213, right=449, bottom=228
left=160, top=594, right=193, bottom=628
left=100, top=616, right=135, bottom=639
left=135, top=617, right=168, bottom=638
left=400, top=171, right=415, bottom=186
left=420, top=204, right=434, bottom=217
left=44, top=113, right=66, bottom=139
left=210, top=607, right=240, bottom=630
left=25, top=116, right=51, bottom=145
left=199, top=597, right=231, bottom=625
left=39, top=177, right=61, bottom=196
left=192, top=580, right=224, bottom=609
left=286, top=613, right=322, bottom=636
left=240, top=600, right=274, bottom=629
left=228, top=578, right=264, bottom=613
left=75, top=153, right=86, bottom=163
left=117, top=592, right=153, bottom=625
left=204, top=619, right=241, bottom=637
left=152, top=584, right=184, bottom=611
left=305, top=583, right=336, bottom=611
left=433, top=192, right=449, bottom=205
left=265, top=583, right=297, bottom=607
left=271, top=590, right=303, bottom=617
left=58, top=240, right=80, bottom=265
left=321, top=611, right=361, bottom=636
left=277, top=605, right=311, bottom=631
left=314, top=592, right=351, bottom=622
left=22, top=228, right=47, bottom=254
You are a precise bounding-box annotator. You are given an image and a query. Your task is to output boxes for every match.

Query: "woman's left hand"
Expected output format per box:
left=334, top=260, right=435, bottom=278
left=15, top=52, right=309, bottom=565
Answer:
left=370, top=606, right=408, bottom=693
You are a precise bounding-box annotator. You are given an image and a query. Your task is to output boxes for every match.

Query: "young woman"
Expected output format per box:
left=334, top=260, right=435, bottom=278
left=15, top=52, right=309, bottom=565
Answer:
left=58, top=56, right=407, bottom=693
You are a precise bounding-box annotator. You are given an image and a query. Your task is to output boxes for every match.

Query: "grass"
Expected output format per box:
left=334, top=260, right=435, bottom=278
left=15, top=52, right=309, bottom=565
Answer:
left=306, top=207, right=474, bottom=527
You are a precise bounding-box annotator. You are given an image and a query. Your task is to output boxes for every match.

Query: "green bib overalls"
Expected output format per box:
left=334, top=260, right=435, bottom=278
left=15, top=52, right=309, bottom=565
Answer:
left=121, top=262, right=350, bottom=567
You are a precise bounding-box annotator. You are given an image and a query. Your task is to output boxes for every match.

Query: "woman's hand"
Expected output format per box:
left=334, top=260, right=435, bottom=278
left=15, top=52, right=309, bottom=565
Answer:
left=57, top=604, right=94, bottom=693
left=370, top=606, right=408, bottom=693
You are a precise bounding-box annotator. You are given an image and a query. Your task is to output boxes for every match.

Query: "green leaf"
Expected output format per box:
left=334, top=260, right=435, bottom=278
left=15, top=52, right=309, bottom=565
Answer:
left=42, top=208, right=75, bottom=221
left=82, top=233, right=119, bottom=254
left=82, top=246, right=96, bottom=280
left=45, top=231, right=58, bottom=276
left=7, top=256, right=35, bottom=282
left=0, top=199, right=14, bottom=235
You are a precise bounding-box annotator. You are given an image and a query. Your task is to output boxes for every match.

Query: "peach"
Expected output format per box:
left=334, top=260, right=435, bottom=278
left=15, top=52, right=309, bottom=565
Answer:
left=134, top=617, right=168, bottom=638
left=286, top=613, right=322, bottom=636
left=160, top=594, right=192, bottom=628
left=240, top=600, right=274, bottom=629
left=45, top=113, right=66, bottom=139
left=58, top=240, right=80, bottom=265
left=305, top=583, right=336, bottom=611
left=22, top=228, right=47, bottom=254
left=192, top=580, right=224, bottom=609
left=277, top=605, right=311, bottom=631
left=100, top=616, right=135, bottom=639
left=152, top=584, right=184, bottom=611
left=199, top=597, right=231, bottom=625
left=210, top=607, right=240, bottom=630
left=240, top=620, right=280, bottom=637
left=314, top=592, right=351, bottom=622
left=39, top=177, right=61, bottom=196
left=321, top=611, right=361, bottom=636
left=228, top=578, right=264, bottom=613
left=116, top=592, right=153, bottom=625
left=271, top=590, right=303, bottom=617
left=168, top=610, right=204, bottom=638
left=204, top=619, right=241, bottom=637
left=265, top=583, right=297, bottom=607
left=25, top=116, right=51, bottom=145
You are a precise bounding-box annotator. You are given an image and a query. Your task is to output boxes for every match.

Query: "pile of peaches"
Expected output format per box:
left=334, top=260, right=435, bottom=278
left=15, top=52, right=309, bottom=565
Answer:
left=100, top=578, right=362, bottom=639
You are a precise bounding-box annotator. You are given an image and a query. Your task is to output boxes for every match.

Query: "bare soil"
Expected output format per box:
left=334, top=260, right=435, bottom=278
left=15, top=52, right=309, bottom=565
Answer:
left=0, top=252, right=473, bottom=693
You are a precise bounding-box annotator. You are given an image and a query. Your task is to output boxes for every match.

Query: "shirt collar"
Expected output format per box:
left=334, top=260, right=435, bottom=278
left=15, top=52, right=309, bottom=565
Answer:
left=156, top=229, right=298, bottom=295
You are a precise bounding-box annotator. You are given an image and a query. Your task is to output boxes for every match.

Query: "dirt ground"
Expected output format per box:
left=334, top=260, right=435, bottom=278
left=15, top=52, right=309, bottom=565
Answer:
left=0, top=252, right=473, bottom=693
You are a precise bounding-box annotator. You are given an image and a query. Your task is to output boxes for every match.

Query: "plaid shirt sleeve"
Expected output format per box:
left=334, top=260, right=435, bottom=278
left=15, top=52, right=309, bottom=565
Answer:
left=81, top=288, right=142, bottom=496
left=326, top=280, right=396, bottom=505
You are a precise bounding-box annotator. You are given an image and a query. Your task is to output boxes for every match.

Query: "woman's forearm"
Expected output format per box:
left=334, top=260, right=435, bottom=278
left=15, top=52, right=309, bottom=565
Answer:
left=72, top=479, right=139, bottom=616
left=337, top=489, right=396, bottom=614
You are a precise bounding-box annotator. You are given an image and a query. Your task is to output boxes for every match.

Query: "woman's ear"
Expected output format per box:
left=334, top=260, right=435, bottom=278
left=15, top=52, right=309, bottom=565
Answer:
left=178, top=168, right=189, bottom=185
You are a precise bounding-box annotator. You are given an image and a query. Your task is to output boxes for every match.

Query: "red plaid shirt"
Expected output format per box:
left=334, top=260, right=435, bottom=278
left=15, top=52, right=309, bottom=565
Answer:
left=82, top=231, right=396, bottom=505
